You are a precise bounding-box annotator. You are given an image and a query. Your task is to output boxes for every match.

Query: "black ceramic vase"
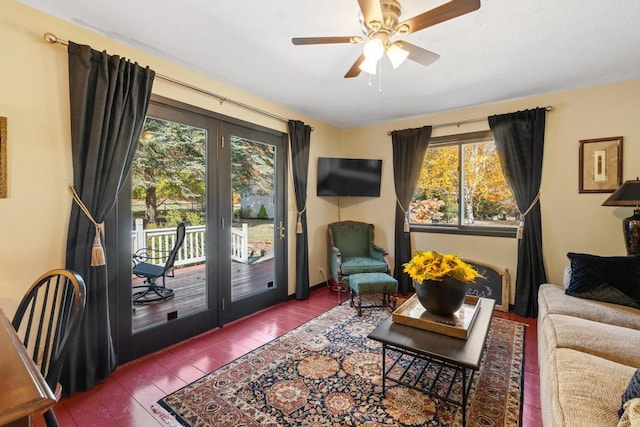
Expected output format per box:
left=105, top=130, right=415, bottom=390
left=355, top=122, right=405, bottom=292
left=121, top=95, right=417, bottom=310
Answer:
left=414, top=277, right=467, bottom=316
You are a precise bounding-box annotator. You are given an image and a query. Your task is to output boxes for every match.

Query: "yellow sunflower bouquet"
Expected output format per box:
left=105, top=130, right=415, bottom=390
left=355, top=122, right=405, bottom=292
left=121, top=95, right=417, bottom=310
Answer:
left=403, top=250, right=481, bottom=283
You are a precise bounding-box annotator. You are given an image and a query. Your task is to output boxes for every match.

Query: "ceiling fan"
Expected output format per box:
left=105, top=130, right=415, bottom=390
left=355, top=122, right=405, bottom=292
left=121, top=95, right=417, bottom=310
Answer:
left=292, top=0, right=480, bottom=78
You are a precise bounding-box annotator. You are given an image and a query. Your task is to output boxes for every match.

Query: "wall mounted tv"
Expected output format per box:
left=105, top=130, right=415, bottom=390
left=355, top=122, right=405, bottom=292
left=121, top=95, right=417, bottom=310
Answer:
left=317, top=157, right=382, bottom=197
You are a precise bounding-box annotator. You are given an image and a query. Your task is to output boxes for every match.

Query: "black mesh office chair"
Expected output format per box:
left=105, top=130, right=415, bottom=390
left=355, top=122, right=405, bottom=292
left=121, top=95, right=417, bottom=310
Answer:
left=132, top=222, right=186, bottom=304
left=12, top=269, right=87, bottom=427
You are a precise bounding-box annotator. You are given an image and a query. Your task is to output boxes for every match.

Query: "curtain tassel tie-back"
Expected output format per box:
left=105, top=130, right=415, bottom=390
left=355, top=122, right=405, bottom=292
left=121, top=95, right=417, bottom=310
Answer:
left=69, top=185, right=106, bottom=266
left=296, top=207, right=306, bottom=234
left=296, top=214, right=303, bottom=234
left=396, top=198, right=410, bottom=233
left=516, top=220, right=525, bottom=240
left=91, top=223, right=106, bottom=266
left=517, top=192, right=541, bottom=240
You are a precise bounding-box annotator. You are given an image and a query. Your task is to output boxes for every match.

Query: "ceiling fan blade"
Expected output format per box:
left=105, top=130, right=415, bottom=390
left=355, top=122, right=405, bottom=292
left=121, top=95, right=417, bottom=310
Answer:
left=345, top=54, right=366, bottom=78
left=397, top=0, right=480, bottom=34
left=399, top=41, right=440, bottom=66
left=358, top=0, right=383, bottom=30
left=292, top=36, right=359, bottom=45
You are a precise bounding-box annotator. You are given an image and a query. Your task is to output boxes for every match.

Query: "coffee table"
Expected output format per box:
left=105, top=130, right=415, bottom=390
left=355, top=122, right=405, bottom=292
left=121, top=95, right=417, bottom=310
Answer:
left=367, top=297, right=495, bottom=426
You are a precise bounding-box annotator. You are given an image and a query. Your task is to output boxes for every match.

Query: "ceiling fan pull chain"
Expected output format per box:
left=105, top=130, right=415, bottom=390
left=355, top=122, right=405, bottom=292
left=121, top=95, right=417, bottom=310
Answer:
left=379, top=60, right=383, bottom=94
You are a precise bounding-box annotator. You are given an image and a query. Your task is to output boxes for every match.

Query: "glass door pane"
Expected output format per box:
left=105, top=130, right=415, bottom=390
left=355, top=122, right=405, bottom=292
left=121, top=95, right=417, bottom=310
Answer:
left=221, top=123, right=287, bottom=324
left=131, top=117, right=207, bottom=333
left=231, top=136, right=276, bottom=301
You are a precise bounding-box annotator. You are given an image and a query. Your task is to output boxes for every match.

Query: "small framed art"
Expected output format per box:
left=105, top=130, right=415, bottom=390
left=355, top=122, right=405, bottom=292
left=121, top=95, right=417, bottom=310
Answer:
left=578, top=136, right=623, bottom=193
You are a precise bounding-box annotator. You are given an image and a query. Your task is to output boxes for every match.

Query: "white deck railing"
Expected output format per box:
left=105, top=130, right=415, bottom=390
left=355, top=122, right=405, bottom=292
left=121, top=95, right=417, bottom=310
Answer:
left=132, top=218, right=249, bottom=266
left=231, top=223, right=249, bottom=263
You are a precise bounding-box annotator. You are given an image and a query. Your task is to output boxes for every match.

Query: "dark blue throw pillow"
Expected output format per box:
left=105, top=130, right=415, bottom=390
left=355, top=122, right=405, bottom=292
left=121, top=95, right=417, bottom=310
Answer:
left=619, top=369, right=640, bottom=418
left=566, top=252, right=640, bottom=309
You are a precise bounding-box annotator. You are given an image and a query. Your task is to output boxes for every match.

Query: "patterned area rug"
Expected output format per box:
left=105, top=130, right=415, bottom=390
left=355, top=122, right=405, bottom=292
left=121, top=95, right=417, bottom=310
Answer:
left=158, top=303, right=524, bottom=426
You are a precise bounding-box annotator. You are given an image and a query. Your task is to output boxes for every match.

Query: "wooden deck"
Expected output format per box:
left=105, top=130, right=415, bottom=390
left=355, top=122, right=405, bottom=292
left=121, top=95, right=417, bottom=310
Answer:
left=132, top=259, right=274, bottom=331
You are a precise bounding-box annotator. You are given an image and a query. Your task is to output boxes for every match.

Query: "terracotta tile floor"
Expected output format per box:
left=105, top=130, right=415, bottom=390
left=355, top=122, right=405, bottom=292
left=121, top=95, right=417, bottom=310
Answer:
left=37, top=287, right=542, bottom=426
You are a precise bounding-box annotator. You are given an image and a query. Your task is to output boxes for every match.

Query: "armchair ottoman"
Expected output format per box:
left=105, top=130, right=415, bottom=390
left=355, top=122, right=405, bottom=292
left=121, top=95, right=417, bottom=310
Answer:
left=327, top=220, right=391, bottom=304
left=348, top=272, right=398, bottom=316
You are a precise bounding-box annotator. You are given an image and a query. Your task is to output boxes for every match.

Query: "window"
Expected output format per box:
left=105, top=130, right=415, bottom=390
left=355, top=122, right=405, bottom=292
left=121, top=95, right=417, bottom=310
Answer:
left=410, top=130, right=518, bottom=237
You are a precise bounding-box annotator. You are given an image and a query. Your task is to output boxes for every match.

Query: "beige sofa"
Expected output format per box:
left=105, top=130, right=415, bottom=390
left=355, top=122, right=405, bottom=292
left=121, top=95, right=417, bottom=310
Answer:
left=538, top=283, right=640, bottom=426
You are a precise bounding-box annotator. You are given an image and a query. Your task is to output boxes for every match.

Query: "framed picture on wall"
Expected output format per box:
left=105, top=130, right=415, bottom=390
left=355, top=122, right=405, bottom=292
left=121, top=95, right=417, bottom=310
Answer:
left=579, top=136, right=623, bottom=193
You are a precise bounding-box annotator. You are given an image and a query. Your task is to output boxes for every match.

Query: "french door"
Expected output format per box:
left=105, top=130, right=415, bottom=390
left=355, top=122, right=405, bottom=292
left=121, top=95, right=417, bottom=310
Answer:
left=219, top=123, right=287, bottom=324
left=111, top=96, right=287, bottom=363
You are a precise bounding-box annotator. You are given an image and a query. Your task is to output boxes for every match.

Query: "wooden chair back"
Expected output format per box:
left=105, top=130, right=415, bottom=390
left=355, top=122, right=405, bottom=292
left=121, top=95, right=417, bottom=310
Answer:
left=12, top=269, right=86, bottom=391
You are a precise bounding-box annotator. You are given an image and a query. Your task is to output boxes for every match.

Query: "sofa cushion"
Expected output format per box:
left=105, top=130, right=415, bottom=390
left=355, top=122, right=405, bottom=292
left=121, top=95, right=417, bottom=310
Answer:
left=619, top=398, right=640, bottom=427
left=540, top=313, right=640, bottom=367
left=538, top=284, right=640, bottom=331
left=566, top=252, right=640, bottom=309
left=619, top=370, right=640, bottom=418
left=541, top=347, right=636, bottom=427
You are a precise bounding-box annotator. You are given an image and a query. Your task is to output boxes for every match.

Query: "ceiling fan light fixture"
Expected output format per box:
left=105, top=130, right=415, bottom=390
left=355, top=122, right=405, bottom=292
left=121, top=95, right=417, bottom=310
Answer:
left=368, top=20, right=382, bottom=31
left=358, top=57, right=378, bottom=75
left=386, top=42, right=409, bottom=69
left=396, top=23, right=410, bottom=35
left=292, top=0, right=481, bottom=79
left=362, top=38, right=384, bottom=61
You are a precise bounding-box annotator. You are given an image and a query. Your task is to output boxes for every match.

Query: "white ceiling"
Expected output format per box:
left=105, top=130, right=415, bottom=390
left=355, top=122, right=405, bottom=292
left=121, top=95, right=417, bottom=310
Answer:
left=18, top=0, right=640, bottom=129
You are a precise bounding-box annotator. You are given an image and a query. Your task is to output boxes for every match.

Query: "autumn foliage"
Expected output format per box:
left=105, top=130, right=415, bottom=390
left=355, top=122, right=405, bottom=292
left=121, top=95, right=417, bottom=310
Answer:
left=411, top=142, right=518, bottom=226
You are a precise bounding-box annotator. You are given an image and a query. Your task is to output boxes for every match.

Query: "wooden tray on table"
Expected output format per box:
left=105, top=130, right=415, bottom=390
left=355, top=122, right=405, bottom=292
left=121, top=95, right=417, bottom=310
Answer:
left=392, top=295, right=480, bottom=339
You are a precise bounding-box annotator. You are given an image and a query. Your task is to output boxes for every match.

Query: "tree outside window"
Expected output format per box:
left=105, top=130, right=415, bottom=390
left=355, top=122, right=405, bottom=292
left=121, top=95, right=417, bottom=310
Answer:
left=410, top=132, right=518, bottom=233
left=132, top=117, right=206, bottom=227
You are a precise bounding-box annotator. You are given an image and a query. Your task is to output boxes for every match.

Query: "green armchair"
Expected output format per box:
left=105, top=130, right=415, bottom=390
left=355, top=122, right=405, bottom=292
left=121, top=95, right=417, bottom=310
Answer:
left=327, top=221, right=390, bottom=289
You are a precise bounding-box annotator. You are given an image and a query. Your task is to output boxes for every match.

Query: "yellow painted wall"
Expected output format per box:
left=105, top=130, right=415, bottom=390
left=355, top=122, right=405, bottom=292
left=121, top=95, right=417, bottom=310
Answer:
left=2, top=0, right=639, bottom=316
left=0, top=0, right=341, bottom=315
left=338, top=80, right=640, bottom=304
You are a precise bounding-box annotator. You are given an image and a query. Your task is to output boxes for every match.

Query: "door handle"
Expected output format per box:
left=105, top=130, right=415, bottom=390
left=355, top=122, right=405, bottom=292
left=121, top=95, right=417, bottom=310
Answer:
left=278, top=221, right=285, bottom=239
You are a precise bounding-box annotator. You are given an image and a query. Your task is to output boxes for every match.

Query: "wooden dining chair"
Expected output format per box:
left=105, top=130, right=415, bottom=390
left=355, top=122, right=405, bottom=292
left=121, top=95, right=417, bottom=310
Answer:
left=11, top=269, right=87, bottom=427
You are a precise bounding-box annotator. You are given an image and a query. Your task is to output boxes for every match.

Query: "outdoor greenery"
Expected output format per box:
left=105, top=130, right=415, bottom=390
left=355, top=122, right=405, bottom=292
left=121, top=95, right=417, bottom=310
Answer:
left=131, top=118, right=275, bottom=254
left=231, top=136, right=274, bottom=200
left=235, top=219, right=274, bottom=247
left=257, top=204, right=269, bottom=219
left=411, top=141, right=518, bottom=227
left=131, top=119, right=276, bottom=228
left=132, top=117, right=206, bottom=226
left=133, top=119, right=514, bottom=238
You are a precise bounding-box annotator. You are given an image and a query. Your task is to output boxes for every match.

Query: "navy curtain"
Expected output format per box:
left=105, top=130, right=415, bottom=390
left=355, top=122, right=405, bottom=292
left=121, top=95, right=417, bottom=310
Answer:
left=391, top=126, right=432, bottom=294
left=288, top=120, right=312, bottom=300
left=489, top=108, right=547, bottom=317
left=61, top=42, right=154, bottom=394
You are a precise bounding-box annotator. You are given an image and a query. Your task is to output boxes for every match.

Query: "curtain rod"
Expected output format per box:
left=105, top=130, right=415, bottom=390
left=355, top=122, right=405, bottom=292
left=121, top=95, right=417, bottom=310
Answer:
left=43, top=32, right=308, bottom=128
left=386, top=106, right=553, bottom=135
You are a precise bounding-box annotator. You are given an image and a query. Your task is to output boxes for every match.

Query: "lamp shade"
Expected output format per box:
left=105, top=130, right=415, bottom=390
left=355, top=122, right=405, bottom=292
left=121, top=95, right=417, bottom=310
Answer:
left=602, top=179, right=640, bottom=207
left=602, top=178, right=640, bottom=255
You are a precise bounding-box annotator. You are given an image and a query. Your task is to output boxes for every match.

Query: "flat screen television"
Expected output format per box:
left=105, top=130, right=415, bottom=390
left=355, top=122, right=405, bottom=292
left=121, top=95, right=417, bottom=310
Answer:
left=317, top=157, right=382, bottom=197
